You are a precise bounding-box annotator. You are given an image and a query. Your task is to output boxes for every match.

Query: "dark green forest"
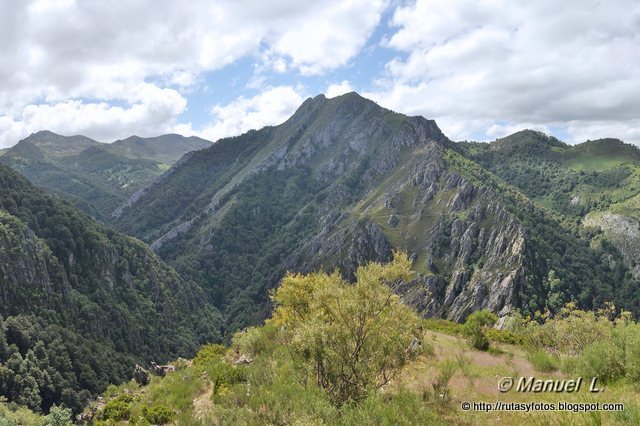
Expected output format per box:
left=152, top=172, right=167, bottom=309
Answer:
left=0, top=164, right=222, bottom=414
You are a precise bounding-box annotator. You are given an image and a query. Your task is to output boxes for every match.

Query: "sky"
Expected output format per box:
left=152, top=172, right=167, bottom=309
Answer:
left=0, top=0, right=639, bottom=148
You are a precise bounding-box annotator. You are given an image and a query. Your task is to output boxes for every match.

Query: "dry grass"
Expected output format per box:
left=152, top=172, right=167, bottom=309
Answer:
left=390, top=331, right=639, bottom=425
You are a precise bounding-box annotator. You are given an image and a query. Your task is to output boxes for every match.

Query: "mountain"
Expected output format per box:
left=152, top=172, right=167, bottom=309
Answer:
left=0, top=163, right=222, bottom=413
left=0, top=131, right=212, bottom=221
left=107, top=134, right=212, bottom=163
left=113, top=92, right=638, bottom=333
left=459, top=130, right=640, bottom=280
left=12, top=130, right=100, bottom=156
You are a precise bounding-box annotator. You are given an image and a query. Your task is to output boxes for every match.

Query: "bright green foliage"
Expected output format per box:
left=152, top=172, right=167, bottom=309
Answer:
left=527, top=349, right=559, bottom=372
left=100, top=394, right=132, bottom=421
left=192, top=344, right=226, bottom=369
left=142, top=405, right=174, bottom=424
left=523, top=304, right=612, bottom=355
left=574, top=341, right=625, bottom=383
left=209, top=361, right=247, bottom=397
left=463, top=310, right=498, bottom=351
left=431, top=360, right=457, bottom=404
left=524, top=304, right=640, bottom=384
left=270, top=251, right=421, bottom=405
left=45, top=404, right=72, bottom=426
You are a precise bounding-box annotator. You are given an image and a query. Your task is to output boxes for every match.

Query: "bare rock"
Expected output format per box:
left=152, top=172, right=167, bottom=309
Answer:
left=133, top=364, right=149, bottom=385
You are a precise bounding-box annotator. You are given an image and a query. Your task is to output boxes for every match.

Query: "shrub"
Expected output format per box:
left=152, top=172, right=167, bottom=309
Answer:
left=610, top=323, right=640, bottom=383
left=102, top=398, right=131, bottom=421
left=232, top=322, right=280, bottom=357
left=210, top=362, right=247, bottom=395
left=193, top=343, right=226, bottom=368
left=142, top=405, right=174, bottom=424
left=270, top=251, right=421, bottom=405
left=46, top=404, right=72, bottom=426
left=424, top=319, right=465, bottom=336
left=463, top=310, right=498, bottom=351
left=527, top=349, right=559, bottom=372
left=572, top=341, right=625, bottom=383
left=524, top=306, right=610, bottom=355
left=486, top=328, right=523, bottom=345
left=432, top=360, right=457, bottom=404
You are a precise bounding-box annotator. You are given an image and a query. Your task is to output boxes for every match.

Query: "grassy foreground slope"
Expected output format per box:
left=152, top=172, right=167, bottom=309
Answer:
left=4, top=255, right=640, bottom=425
left=9, top=257, right=630, bottom=425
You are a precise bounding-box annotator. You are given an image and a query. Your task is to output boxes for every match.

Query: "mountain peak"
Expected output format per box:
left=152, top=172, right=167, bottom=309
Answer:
left=570, top=138, right=640, bottom=160
left=491, top=129, right=566, bottom=153
left=18, top=130, right=99, bottom=156
left=109, top=134, right=212, bottom=163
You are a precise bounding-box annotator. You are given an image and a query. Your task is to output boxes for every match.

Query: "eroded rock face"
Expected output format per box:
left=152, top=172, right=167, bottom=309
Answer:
left=584, top=212, right=640, bottom=279
left=272, top=124, right=528, bottom=322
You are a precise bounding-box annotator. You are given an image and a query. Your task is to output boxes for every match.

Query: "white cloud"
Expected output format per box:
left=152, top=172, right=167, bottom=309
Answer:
left=177, top=86, right=306, bottom=142
left=265, top=0, right=388, bottom=75
left=326, top=81, right=353, bottom=98
left=371, top=0, right=640, bottom=144
left=0, top=0, right=388, bottom=146
left=0, top=84, right=186, bottom=147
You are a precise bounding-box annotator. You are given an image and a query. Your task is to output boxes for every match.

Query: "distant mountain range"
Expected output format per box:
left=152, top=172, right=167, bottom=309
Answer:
left=2, top=92, right=640, bottom=413
left=0, top=131, right=211, bottom=220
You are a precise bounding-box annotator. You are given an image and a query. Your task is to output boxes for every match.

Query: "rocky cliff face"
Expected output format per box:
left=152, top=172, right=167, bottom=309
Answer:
left=584, top=211, right=640, bottom=279
left=277, top=138, right=529, bottom=321
left=0, top=211, right=70, bottom=309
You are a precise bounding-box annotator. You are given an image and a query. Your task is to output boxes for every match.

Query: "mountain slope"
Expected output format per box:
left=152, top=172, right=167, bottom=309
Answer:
left=0, top=164, right=222, bottom=413
left=0, top=132, right=212, bottom=221
left=113, top=93, right=638, bottom=332
left=107, top=134, right=212, bottom=163
left=458, top=131, right=640, bottom=281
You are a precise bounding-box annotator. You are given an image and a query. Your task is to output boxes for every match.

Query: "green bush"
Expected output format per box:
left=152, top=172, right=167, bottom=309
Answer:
left=142, top=405, right=174, bottom=424
left=46, top=404, right=72, bottom=426
left=270, top=252, right=421, bottom=405
left=432, top=360, right=457, bottom=404
left=614, top=324, right=640, bottom=383
left=486, top=328, right=523, bottom=345
left=193, top=343, right=226, bottom=368
left=424, top=319, right=465, bottom=336
left=232, top=321, right=280, bottom=357
left=209, top=362, right=247, bottom=395
left=102, top=398, right=131, bottom=421
left=527, top=349, right=559, bottom=372
left=463, top=310, right=498, bottom=351
left=573, top=341, right=625, bottom=383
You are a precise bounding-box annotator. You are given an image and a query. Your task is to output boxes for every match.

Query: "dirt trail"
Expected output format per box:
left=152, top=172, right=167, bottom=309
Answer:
left=193, top=380, right=213, bottom=422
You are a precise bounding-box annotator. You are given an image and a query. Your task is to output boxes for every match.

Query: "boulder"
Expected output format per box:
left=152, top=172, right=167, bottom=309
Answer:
left=133, top=364, right=149, bottom=385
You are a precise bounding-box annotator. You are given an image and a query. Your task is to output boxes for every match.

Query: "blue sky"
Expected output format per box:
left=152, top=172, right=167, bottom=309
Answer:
left=0, top=0, right=639, bottom=148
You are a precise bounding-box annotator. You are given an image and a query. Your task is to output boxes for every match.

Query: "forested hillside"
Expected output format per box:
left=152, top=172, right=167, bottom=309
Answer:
left=0, top=164, right=222, bottom=414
